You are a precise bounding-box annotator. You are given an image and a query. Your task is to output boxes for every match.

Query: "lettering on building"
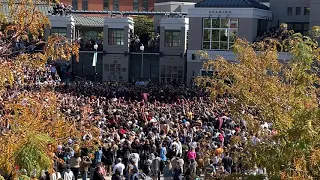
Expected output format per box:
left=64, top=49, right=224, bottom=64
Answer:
left=208, top=10, right=232, bottom=17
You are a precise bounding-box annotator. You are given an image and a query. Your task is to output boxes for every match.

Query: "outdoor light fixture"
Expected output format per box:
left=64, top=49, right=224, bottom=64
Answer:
left=93, top=43, right=98, bottom=50
left=140, top=44, right=144, bottom=51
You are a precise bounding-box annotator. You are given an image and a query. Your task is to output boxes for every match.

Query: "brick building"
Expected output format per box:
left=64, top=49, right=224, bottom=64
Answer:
left=61, top=0, right=156, bottom=12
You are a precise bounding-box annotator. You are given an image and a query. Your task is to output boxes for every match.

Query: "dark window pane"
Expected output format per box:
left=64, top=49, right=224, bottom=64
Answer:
left=204, top=19, right=211, bottom=28
left=220, top=42, right=228, bottom=50
left=133, top=0, right=139, bottom=11
left=211, top=42, right=219, bottom=49
left=113, top=0, right=119, bottom=11
left=103, top=0, right=109, bottom=10
left=211, top=30, right=219, bottom=41
left=220, top=19, right=228, bottom=28
left=296, top=7, right=301, bottom=15
left=108, top=29, right=124, bottom=45
left=287, top=7, right=292, bottom=15
left=72, top=0, right=78, bottom=10
left=143, top=0, right=148, bottom=11
left=203, top=29, right=210, bottom=41
left=212, top=19, right=219, bottom=28
left=220, top=30, right=228, bottom=41
left=82, top=0, right=88, bottom=10
left=304, top=7, right=310, bottom=15
left=203, top=42, right=210, bottom=49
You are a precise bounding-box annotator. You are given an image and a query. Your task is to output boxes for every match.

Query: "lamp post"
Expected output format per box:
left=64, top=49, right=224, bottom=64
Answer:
left=140, top=44, right=144, bottom=79
left=93, top=43, right=98, bottom=82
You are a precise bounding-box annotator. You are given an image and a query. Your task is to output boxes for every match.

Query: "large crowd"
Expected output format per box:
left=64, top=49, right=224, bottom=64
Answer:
left=0, top=63, right=273, bottom=180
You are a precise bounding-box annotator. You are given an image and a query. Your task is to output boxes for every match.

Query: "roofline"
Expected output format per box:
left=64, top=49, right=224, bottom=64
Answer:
left=69, top=10, right=188, bottom=16
left=154, top=2, right=196, bottom=6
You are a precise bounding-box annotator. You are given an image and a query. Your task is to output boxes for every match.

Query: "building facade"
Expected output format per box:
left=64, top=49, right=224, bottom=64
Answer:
left=61, top=0, right=155, bottom=11
left=43, top=0, right=320, bottom=86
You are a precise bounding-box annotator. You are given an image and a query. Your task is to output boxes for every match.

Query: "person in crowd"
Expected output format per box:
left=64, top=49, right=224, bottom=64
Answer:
left=93, top=163, right=106, bottom=180
left=69, top=153, right=81, bottom=179
left=113, top=158, right=125, bottom=177
left=62, top=165, right=74, bottom=180
left=80, top=155, right=91, bottom=180
left=204, top=160, right=216, bottom=180
left=163, top=161, right=173, bottom=180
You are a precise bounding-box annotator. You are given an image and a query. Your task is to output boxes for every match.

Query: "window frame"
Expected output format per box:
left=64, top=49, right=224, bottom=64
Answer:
left=286, top=22, right=309, bottom=36
left=82, top=0, right=88, bottom=10
left=51, top=27, right=67, bottom=37
left=113, top=0, right=119, bottom=11
left=72, top=0, right=78, bottom=10
left=108, top=29, right=124, bottom=46
left=287, top=7, right=293, bottom=15
left=103, top=0, right=109, bottom=10
left=142, top=0, right=148, bottom=11
left=165, top=30, right=181, bottom=47
left=296, top=7, right=301, bottom=15
left=202, top=18, right=238, bottom=50
left=304, top=7, right=310, bottom=15
left=133, top=0, right=139, bottom=11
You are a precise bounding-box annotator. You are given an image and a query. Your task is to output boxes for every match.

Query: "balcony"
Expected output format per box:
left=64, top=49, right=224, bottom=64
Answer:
left=130, top=44, right=159, bottom=53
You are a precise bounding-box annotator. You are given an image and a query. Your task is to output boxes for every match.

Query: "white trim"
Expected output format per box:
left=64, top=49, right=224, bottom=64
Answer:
left=188, top=7, right=272, bottom=19
left=104, top=17, right=134, bottom=29
left=160, top=17, right=189, bottom=30
left=49, top=15, right=75, bottom=27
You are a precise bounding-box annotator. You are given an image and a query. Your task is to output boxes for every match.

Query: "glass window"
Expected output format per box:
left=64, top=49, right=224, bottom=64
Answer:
left=165, top=31, right=180, bottom=47
left=202, top=18, right=238, bottom=50
left=304, top=7, right=310, bottom=15
left=142, top=0, right=148, bottom=11
left=72, top=0, right=78, bottom=10
left=103, top=0, right=109, bottom=10
left=108, top=29, right=124, bottom=45
left=296, top=7, right=301, bottom=15
left=82, top=0, right=88, bottom=10
left=287, top=7, right=293, bottom=15
left=133, top=0, right=139, bottom=11
left=51, top=28, right=67, bottom=37
left=113, top=0, right=119, bottom=11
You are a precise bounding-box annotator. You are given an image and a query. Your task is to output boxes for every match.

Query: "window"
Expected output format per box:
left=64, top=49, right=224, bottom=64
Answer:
left=82, top=0, right=88, bottom=10
left=304, top=7, right=310, bottom=15
left=202, top=18, right=238, bottom=50
left=51, top=28, right=67, bottom=37
left=72, top=0, right=77, bottom=10
left=142, top=0, right=148, bottom=11
left=133, top=0, right=139, bottom=11
left=113, top=0, right=119, bottom=11
left=108, top=29, right=124, bottom=45
left=287, top=7, right=293, bottom=15
left=286, top=22, right=309, bottom=36
left=103, top=0, right=109, bottom=10
left=165, top=31, right=180, bottom=47
left=296, top=7, right=301, bottom=15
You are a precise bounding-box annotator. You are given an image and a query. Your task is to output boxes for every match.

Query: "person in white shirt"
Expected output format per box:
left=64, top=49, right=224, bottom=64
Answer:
left=63, top=165, right=74, bottom=180
left=50, top=169, right=62, bottom=180
left=113, top=158, right=125, bottom=176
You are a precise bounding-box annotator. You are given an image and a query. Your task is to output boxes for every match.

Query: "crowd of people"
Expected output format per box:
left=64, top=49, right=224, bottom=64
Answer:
left=0, top=61, right=274, bottom=180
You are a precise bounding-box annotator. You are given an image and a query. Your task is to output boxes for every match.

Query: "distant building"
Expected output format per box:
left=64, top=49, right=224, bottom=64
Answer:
left=60, top=0, right=156, bottom=11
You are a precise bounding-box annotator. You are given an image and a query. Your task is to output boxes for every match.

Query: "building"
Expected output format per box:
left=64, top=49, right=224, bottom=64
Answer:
left=270, top=0, right=320, bottom=36
left=7, top=0, right=320, bottom=85
left=60, top=0, right=155, bottom=11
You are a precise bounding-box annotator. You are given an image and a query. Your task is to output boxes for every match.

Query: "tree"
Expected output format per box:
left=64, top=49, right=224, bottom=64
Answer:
left=133, top=16, right=154, bottom=38
left=197, top=25, right=320, bottom=179
left=0, top=0, right=86, bottom=178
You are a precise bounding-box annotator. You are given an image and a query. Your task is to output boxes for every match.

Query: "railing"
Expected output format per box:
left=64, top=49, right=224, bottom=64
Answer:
left=129, top=44, right=160, bottom=53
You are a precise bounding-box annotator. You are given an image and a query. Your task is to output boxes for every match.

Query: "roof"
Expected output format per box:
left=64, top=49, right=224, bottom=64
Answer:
left=73, top=16, right=104, bottom=27
left=195, top=0, right=269, bottom=10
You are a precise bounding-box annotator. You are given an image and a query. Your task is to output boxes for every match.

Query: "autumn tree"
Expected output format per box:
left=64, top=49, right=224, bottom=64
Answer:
left=0, top=0, right=85, bottom=178
left=197, top=25, right=320, bottom=179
